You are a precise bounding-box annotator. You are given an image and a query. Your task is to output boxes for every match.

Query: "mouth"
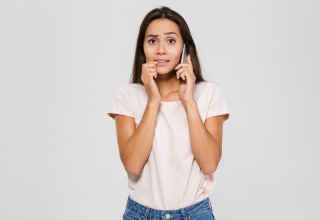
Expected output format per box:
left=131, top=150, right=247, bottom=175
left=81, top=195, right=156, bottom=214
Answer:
left=154, top=59, right=169, bottom=63
left=154, top=59, right=169, bottom=66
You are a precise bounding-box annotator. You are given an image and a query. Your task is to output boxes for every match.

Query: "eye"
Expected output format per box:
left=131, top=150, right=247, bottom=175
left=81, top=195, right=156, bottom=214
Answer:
left=148, top=39, right=157, bottom=44
left=167, top=38, right=176, bottom=44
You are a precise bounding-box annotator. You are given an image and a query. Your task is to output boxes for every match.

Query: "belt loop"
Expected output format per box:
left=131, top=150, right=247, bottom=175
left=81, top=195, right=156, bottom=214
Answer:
left=180, top=208, right=187, bottom=219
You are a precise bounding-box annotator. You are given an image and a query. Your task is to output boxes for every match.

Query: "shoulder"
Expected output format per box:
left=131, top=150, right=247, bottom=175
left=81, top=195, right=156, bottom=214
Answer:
left=195, top=80, right=222, bottom=95
left=116, top=83, right=144, bottom=96
left=201, top=81, right=221, bottom=90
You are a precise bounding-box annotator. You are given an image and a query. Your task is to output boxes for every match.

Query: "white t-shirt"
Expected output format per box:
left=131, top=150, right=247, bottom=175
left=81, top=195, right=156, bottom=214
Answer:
left=107, top=81, right=229, bottom=210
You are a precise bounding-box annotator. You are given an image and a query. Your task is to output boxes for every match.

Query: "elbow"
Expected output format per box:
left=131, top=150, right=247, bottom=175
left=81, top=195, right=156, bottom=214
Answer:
left=201, top=164, right=218, bottom=175
left=121, top=152, right=143, bottom=176
left=201, top=149, right=222, bottom=175
left=124, top=162, right=142, bottom=176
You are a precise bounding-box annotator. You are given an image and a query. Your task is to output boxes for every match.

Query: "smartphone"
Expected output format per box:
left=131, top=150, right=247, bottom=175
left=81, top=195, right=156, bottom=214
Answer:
left=180, top=44, right=188, bottom=63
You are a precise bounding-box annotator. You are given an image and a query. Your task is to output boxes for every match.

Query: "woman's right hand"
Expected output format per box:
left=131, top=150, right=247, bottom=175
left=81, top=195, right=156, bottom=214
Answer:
left=141, top=61, right=161, bottom=103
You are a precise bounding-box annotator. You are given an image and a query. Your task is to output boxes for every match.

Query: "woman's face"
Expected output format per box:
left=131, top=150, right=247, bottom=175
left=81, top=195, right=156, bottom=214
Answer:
left=143, top=18, right=184, bottom=75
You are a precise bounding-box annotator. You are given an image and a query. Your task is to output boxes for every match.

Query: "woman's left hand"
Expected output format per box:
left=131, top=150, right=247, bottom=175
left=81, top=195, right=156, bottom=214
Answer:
left=175, top=54, right=196, bottom=105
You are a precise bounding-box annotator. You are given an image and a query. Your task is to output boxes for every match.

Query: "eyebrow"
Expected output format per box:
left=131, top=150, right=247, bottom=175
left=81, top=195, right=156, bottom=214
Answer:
left=145, top=32, right=178, bottom=38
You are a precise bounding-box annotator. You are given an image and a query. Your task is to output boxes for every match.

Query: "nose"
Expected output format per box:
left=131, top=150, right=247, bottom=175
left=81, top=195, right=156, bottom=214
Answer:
left=157, top=41, right=166, bottom=55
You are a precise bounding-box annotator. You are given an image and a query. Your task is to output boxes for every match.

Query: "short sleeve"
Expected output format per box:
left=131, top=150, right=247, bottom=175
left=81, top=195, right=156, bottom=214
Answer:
left=107, top=85, right=134, bottom=119
left=206, top=85, right=229, bottom=121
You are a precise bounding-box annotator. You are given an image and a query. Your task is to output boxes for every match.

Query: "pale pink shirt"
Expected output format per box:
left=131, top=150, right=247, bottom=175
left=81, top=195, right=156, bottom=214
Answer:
left=107, top=81, right=229, bottom=210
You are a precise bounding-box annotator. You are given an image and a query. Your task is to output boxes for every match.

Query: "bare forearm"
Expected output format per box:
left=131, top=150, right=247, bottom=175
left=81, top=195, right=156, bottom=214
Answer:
left=123, top=101, right=159, bottom=175
left=185, top=101, right=221, bottom=175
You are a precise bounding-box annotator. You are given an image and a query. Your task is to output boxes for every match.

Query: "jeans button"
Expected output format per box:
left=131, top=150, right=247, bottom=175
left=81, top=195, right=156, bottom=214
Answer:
left=165, top=213, right=171, bottom=219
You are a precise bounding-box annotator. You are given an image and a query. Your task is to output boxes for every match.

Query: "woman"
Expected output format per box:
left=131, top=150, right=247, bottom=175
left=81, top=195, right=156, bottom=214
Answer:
left=108, top=6, right=229, bottom=220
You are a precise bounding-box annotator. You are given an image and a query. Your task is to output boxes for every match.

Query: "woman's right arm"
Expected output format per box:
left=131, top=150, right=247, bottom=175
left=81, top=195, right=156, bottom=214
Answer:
left=115, top=101, right=159, bottom=176
left=115, top=61, right=160, bottom=176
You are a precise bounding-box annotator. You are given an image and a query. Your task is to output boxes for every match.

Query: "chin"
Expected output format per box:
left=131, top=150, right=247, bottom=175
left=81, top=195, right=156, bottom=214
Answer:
left=157, top=67, right=175, bottom=74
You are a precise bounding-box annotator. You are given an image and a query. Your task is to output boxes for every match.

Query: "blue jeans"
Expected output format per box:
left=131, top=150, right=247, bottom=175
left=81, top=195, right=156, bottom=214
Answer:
left=122, top=196, right=215, bottom=220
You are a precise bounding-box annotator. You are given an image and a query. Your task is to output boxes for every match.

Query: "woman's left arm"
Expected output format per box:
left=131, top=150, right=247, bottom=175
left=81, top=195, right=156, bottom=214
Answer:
left=176, top=55, right=226, bottom=175
left=185, top=101, right=225, bottom=175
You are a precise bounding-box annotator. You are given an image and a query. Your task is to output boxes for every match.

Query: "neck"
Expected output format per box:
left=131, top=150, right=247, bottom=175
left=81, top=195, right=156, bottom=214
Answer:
left=155, top=71, right=180, bottom=96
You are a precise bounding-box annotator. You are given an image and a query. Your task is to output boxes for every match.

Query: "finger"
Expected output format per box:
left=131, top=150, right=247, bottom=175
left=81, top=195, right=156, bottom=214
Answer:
left=180, top=68, right=193, bottom=81
left=176, top=66, right=187, bottom=75
left=144, top=61, right=158, bottom=68
left=187, top=55, right=194, bottom=71
left=146, top=67, right=157, bottom=72
left=177, top=73, right=183, bottom=79
left=187, top=54, right=192, bottom=65
left=151, top=72, right=157, bottom=79
left=179, top=73, right=186, bottom=81
left=176, top=67, right=184, bottom=80
left=142, top=68, right=157, bottom=78
left=146, top=71, right=157, bottom=79
left=142, top=74, right=157, bottom=81
left=146, top=60, right=158, bottom=64
left=148, top=70, right=157, bottom=79
left=180, top=73, right=185, bottom=81
left=175, top=63, right=191, bottom=70
left=176, top=68, right=186, bottom=80
left=142, top=70, right=157, bottom=80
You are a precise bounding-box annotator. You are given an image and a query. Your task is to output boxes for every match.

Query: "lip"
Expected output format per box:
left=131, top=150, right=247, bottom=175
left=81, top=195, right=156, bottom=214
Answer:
left=155, top=59, right=169, bottom=66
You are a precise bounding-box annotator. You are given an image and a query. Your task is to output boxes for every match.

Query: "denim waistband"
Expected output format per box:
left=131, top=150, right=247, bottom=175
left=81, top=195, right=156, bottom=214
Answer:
left=125, top=196, right=212, bottom=219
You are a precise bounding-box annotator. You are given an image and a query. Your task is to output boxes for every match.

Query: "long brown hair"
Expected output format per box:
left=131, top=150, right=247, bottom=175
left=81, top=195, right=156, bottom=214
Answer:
left=130, top=6, right=205, bottom=84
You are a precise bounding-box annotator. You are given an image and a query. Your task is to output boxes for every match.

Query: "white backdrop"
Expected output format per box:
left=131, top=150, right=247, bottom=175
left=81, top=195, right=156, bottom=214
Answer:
left=1, top=0, right=319, bottom=219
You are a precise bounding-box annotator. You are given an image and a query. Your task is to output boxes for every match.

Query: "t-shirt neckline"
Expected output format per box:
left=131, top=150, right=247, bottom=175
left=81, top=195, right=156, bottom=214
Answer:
left=159, top=100, right=182, bottom=107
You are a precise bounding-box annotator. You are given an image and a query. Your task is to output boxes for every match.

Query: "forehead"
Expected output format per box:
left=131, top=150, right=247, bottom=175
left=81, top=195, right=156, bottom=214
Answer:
left=145, top=19, right=180, bottom=35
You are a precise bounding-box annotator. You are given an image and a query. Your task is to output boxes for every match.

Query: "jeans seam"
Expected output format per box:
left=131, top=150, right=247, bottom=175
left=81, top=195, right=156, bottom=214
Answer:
left=188, top=208, right=211, bottom=217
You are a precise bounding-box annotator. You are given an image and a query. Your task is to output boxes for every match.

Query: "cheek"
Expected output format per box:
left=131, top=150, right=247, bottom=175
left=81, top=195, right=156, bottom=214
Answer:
left=170, top=49, right=182, bottom=63
left=143, top=45, right=153, bottom=62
